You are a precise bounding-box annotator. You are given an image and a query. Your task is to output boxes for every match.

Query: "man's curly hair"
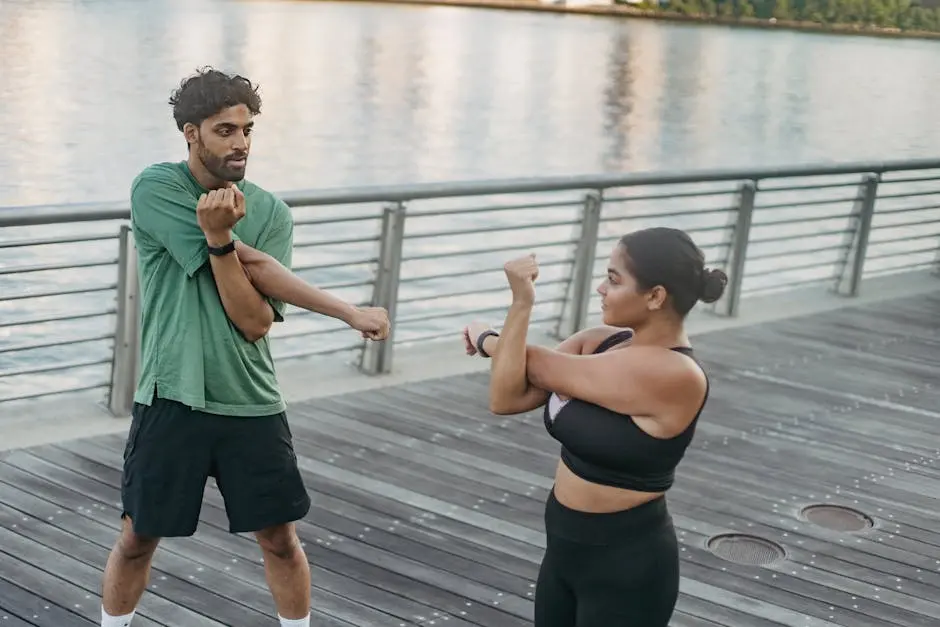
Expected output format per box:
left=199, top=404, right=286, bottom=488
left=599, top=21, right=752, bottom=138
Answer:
left=169, top=67, right=262, bottom=132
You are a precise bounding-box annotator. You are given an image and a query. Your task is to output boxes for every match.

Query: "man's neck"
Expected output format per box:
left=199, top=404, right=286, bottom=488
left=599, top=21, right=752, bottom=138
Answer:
left=186, top=156, right=228, bottom=191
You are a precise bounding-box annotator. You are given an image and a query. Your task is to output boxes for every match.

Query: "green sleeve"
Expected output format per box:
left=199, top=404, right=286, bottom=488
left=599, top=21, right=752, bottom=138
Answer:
left=130, top=174, right=240, bottom=278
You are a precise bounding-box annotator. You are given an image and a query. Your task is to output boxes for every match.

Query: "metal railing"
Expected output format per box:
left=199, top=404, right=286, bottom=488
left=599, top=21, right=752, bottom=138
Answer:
left=1, top=157, right=939, bottom=415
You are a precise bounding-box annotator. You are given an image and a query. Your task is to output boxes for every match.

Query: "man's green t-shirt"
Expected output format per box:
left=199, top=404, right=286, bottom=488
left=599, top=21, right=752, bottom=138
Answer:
left=129, top=160, right=293, bottom=417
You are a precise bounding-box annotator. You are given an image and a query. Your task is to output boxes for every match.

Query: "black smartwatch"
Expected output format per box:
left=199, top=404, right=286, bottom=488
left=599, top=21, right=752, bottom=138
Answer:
left=476, top=330, right=499, bottom=358
left=208, top=240, right=236, bottom=256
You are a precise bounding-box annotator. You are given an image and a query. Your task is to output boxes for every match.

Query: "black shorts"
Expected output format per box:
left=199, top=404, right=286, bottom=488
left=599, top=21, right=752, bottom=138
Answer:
left=121, top=396, right=311, bottom=537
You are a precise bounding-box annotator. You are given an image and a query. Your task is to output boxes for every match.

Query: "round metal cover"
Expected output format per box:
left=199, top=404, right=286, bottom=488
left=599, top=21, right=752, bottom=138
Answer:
left=801, top=504, right=873, bottom=532
left=706, top=533, right=786, bottom=566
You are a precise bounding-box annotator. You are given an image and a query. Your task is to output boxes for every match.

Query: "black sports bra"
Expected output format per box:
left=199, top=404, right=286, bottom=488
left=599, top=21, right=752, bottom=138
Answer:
left=542, top=329, right=708, bottom=493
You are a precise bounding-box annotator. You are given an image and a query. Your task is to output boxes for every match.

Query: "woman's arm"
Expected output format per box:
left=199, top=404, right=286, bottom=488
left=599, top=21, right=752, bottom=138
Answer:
left=524, top=344, right=706, bottom=419
left=472, top=325, right=622, bottom=414
left=488, top=299, right=537, bottom=415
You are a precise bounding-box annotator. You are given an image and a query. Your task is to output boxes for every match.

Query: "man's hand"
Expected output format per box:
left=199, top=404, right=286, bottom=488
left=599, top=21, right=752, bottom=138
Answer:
left=349, top=306, right=390, bottom=341
left=197, top=187, right=246, bottom=245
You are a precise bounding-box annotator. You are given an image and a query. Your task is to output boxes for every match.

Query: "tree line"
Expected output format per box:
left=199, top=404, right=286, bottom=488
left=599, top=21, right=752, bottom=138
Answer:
left=637, top=0, right=940, bottom=34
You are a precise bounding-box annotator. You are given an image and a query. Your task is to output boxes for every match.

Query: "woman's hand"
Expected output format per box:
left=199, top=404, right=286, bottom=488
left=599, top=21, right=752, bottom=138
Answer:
left=463, top=320, right=494, bottom=356
left=504, top=253, right=539, bottom=306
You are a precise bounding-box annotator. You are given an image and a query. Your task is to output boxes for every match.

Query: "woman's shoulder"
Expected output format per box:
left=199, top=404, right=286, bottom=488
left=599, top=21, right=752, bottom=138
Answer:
left=571, top=325, right=634, bottom=355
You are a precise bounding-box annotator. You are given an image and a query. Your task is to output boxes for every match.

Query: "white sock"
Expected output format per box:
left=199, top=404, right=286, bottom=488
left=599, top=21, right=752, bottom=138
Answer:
left=278, top=614, right=310, bottom=627
left=101, top=606, right=135, bottom=627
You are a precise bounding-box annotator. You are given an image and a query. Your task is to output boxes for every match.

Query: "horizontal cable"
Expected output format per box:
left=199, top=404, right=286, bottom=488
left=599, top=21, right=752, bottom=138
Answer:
left=317, top=278, right=375, bottom=291
left=396, top=313, right=560, bottom=345
left=748, top=227, right=852, bottom=245
left=403, top=239, right=576, bottom=262
left=871, top=217, right=940, bottom=232
left=409, top=199, right=580, bottom=218
left=865, top=261, right=936, bottom=276
left=399, top=258, right=573, bottom=284
left=397, top=278, right=570, bottom=305
left=396, top=297, right=566, bottom=325
left=868, top=231, right=940, bottom=247
left=595, top=236, right=727, bottom=252
left=747, top=243, right=850, bottom=263
left=865, top=246, right=938, bottom=262
left=0, top=356, right=111, bottom=379
left=293, top=235, right=380, bottom=249
left=875, top=203, right=940, bottom=216
left=0, top=283, right=116, bottom=303
left=752, top=212, right=854, bottom=228
left=878, top=175, right=940, bottom=185
left=0, top=381, right=109, bottom=405
left=276, top=341, right=365, bottom=361
left=754, top=196, right=859, bottom=211
left=685, top=224, right=734, bottom=235
left=745, top=275, right=832, bottom=295
left=0, top=233, right=118, bottom=249
left=0, top=308, right=116, bottom=329
left=603, top=188, right=736, bottom=203
left=292, top=257, right=378, bottom=273
left=598, top=206, right=733, bottom=224
left=403, top=219, right=578, bottom=241
left=757, top=180, right=862, bottom=193
left=0, top=333, right=113, bottom=355
left=0, top=258, right=117, bottom=276
left=292, top=214, right=381, bottom=227
left=876, top=189, right=940, bottom=200
left=746, top=259, right=840, bottom=279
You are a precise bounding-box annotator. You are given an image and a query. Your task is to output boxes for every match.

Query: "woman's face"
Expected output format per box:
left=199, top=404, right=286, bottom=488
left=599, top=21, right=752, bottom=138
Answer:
left=596, top=245, right=665, bottom=327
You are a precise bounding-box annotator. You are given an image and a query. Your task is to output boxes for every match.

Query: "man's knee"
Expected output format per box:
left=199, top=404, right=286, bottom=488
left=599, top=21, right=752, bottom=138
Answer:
left=117, top=515, right=160, bottom=560
left=255, top=522, right=301, bottom=560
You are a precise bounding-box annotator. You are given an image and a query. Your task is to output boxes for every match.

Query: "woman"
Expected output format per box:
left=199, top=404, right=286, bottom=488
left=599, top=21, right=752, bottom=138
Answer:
left=462, top=226, right=726, bottom=626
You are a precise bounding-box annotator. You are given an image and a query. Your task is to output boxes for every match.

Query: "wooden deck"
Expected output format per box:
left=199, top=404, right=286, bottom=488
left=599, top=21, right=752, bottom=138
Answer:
left=2, top=290, right=940, bottom=626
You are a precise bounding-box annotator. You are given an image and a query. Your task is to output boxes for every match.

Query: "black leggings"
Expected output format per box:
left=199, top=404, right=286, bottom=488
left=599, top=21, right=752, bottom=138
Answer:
left=534, top=489, right=679, bottom=627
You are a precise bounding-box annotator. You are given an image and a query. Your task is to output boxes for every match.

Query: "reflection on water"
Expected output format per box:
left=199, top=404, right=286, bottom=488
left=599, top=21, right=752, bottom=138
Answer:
left=1, top=0, right=940, bottom=402
left=2, top=0, right=940, bottom=206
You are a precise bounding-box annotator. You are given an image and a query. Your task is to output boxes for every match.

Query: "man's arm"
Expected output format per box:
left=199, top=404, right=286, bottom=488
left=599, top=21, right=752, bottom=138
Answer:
left=197, top=187, right=277, bottom=343
left=234, top=242, right=356, bottom=325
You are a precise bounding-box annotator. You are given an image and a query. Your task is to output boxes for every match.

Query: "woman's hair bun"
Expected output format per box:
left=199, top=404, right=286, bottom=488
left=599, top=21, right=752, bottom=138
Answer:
left=700, top=268, right=728, bottom=303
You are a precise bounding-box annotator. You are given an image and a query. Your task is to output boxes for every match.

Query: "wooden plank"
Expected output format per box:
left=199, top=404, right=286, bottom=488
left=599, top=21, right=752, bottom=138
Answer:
left=57, top=440, right=535, bottom=626
left=0, top=290, right=938, bottom=626
left=0, top=576, right=94, bottom=627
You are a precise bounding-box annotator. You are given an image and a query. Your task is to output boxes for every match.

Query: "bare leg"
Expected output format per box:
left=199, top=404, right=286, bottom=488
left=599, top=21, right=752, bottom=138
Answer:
left=255, top=522, right=311, bottom=619
left=101, top=516, right=160, bottom=615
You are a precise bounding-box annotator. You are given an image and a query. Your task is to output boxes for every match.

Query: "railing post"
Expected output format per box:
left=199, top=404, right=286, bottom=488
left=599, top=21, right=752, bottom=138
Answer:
left=721, top=180, right=756, bottom=317
left=108, top=224, right=140, bottom=416
left=557, top=191, right=602, bottom=338
left=360, top=202, right=406, bottom=375
left=834, top=173, right=878, bottom=296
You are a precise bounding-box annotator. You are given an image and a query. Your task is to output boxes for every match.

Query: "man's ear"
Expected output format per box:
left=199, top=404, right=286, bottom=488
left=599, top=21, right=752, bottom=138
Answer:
left=183, top=122, right=199, bottom=146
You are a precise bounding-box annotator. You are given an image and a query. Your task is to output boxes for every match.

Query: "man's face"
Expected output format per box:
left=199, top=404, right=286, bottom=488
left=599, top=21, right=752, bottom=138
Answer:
left=186, top=104, right=253, bottom=182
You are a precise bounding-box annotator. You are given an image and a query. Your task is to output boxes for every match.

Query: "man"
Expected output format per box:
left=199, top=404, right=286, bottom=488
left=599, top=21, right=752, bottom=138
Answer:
left=99, top=67, right=390, bottom=627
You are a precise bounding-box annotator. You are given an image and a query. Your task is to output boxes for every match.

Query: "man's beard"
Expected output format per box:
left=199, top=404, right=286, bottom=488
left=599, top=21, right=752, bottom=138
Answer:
left=197, top=141, right=247, bottom=182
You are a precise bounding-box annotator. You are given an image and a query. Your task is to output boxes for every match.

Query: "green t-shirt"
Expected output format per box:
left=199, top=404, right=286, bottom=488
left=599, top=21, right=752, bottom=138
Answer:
left=129, top=160, right=293, bottom=417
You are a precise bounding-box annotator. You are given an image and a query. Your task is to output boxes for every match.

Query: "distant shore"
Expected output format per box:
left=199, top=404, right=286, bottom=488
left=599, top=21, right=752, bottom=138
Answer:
left=312, top=0, right=940, bottom=42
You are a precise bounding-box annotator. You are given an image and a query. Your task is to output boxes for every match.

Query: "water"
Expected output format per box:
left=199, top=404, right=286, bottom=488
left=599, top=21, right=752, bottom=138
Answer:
left=1, top=0, right=939, bottom=403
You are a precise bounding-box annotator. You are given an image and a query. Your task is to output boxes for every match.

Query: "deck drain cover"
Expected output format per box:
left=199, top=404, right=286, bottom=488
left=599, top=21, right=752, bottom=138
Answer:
left=802, top=504, right=873, bottom=531
left=706, top=533, right=785, bottom=566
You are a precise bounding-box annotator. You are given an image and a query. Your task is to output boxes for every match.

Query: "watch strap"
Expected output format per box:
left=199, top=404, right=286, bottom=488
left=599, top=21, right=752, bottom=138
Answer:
left=208, top=240, right=236, bottom=256
left=476, top=330, right=499, bottom=358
